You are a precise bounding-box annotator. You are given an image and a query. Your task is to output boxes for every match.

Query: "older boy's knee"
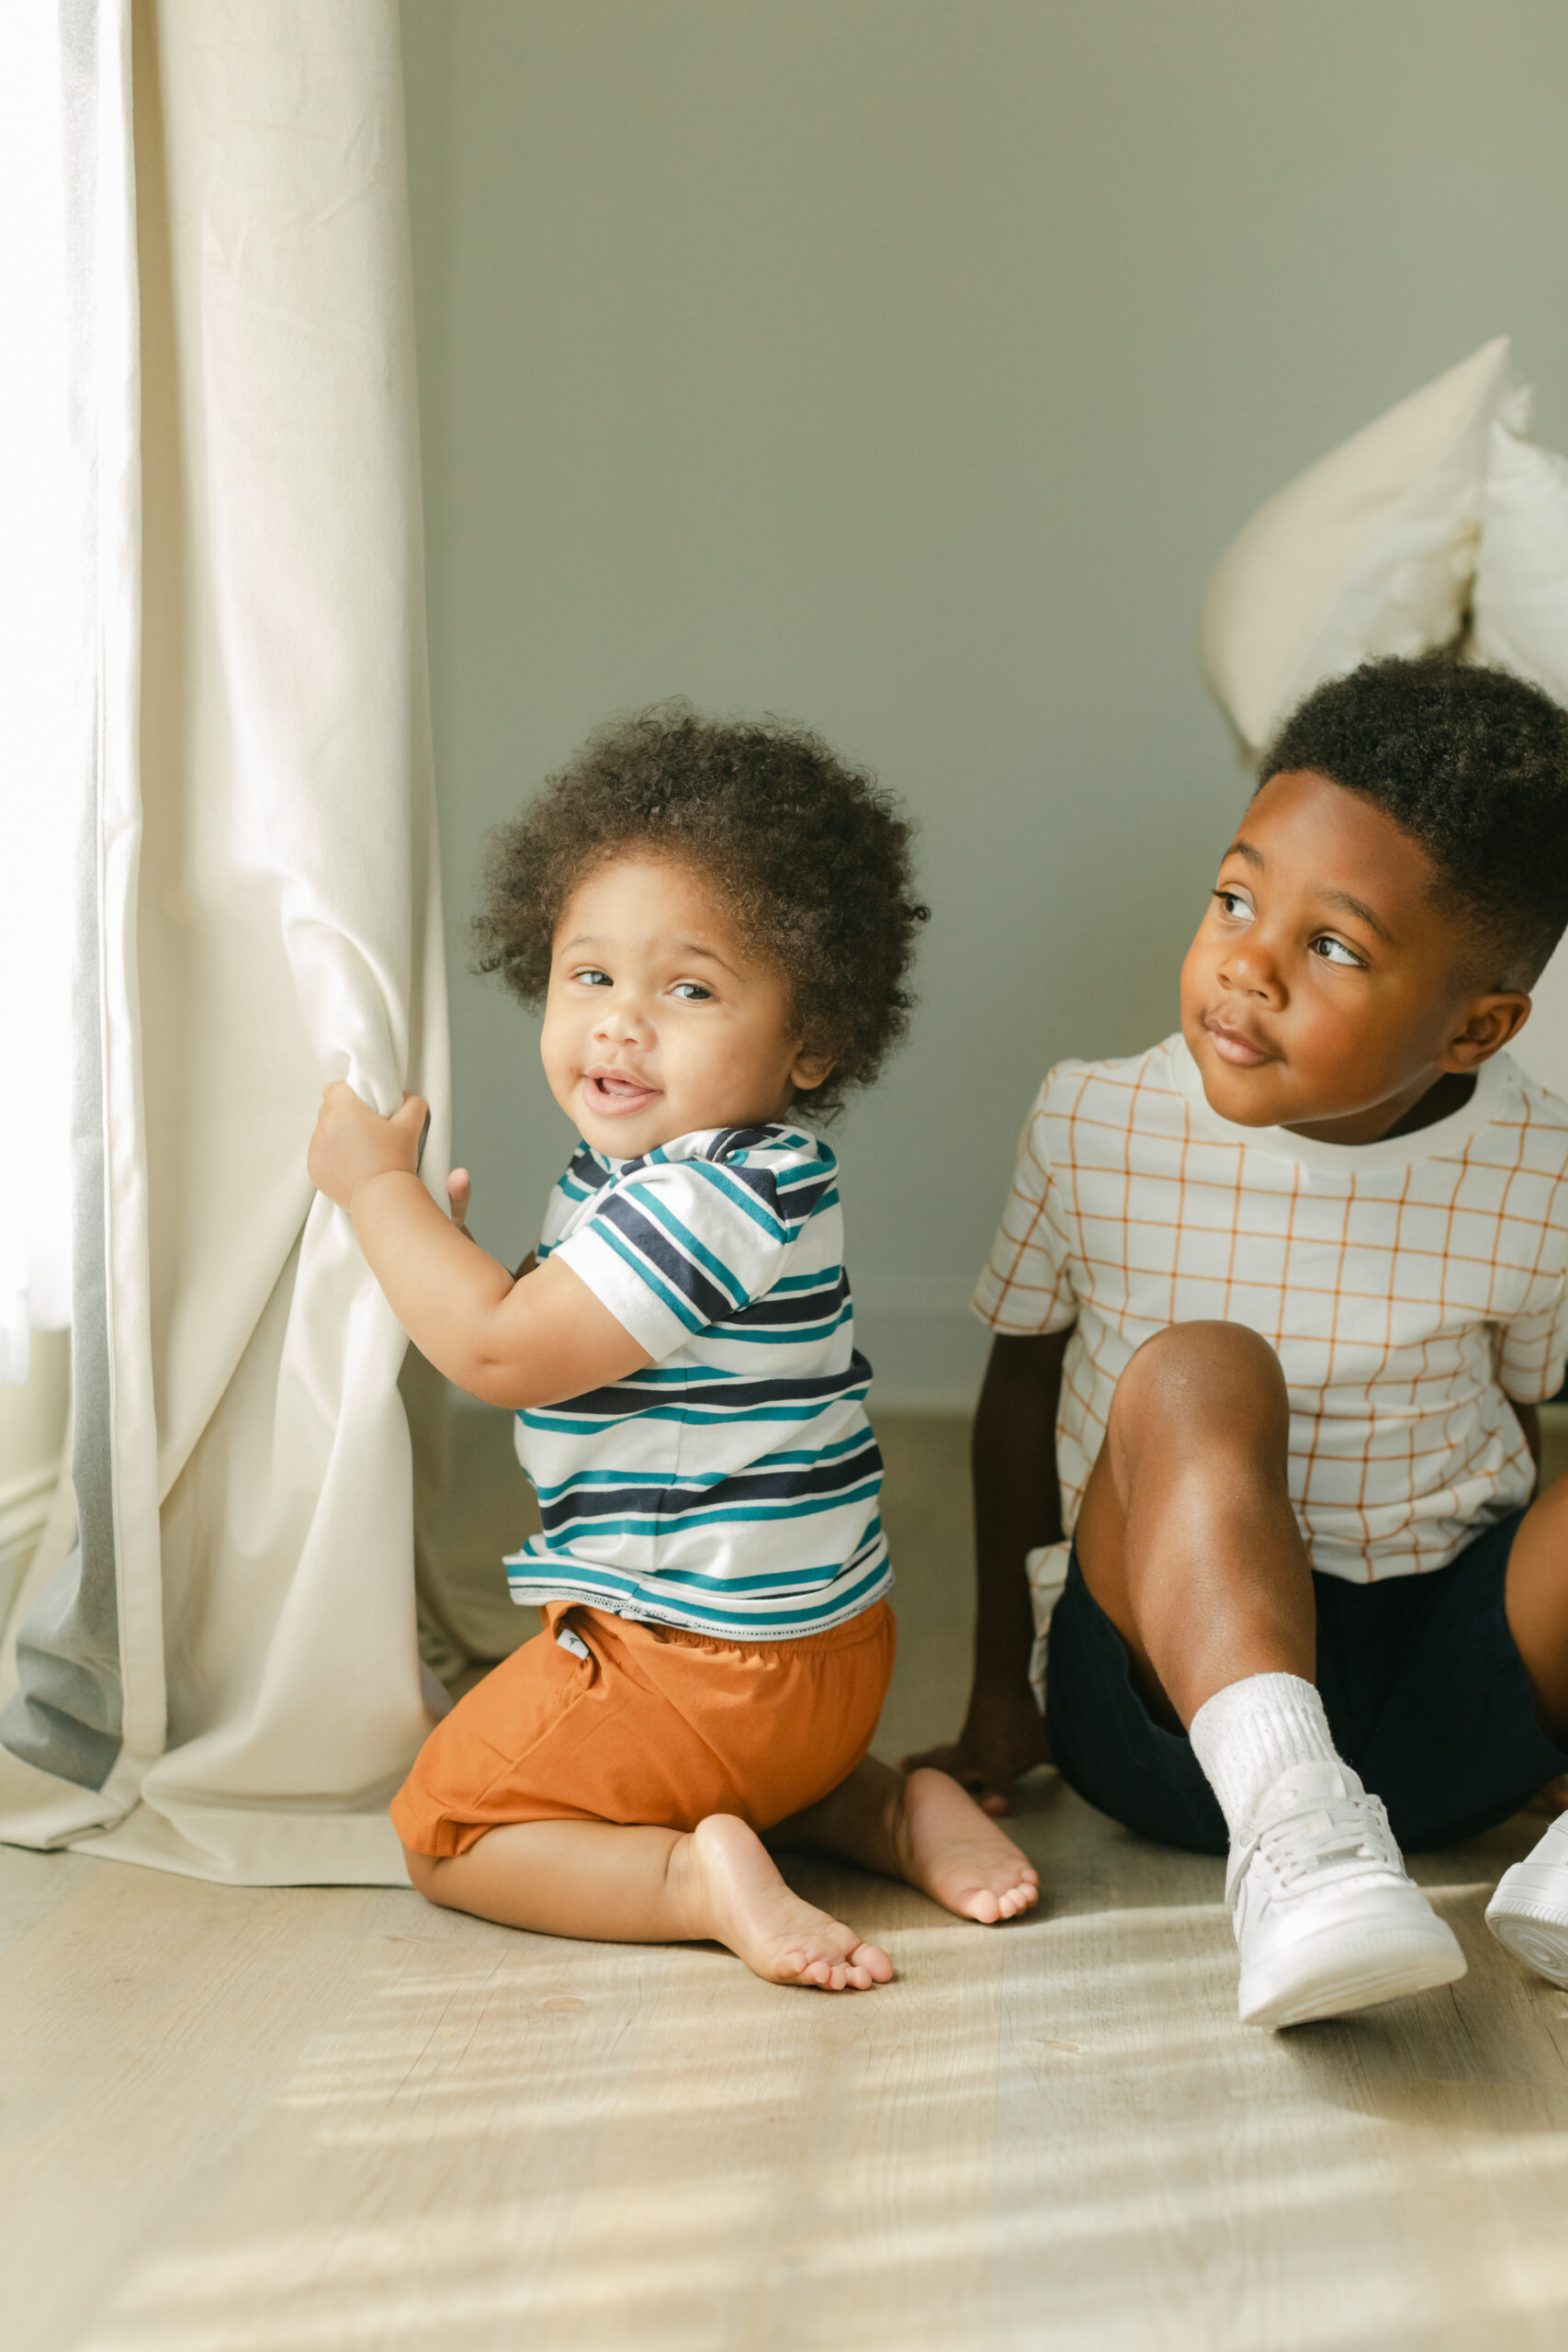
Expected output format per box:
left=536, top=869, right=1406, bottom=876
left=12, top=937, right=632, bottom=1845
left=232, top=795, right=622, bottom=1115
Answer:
left=1111, top=1321, right=1288, bottom=1451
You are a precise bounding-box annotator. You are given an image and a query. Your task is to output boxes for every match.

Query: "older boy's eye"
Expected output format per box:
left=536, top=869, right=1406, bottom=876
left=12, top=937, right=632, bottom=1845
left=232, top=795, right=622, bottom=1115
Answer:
left=1311, top=934, right=1364, bottom=968
left=1213, top=888, right=1252, bottom=921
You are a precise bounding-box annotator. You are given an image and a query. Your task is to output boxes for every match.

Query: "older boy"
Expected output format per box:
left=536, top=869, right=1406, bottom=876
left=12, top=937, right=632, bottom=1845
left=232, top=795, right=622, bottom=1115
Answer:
left=912, top=657, right=1568, bottom=2027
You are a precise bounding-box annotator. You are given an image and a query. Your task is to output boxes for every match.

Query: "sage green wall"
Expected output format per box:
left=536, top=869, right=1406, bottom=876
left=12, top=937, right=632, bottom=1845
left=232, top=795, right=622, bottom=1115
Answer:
left=400, top=0, right=1568, bottom=1405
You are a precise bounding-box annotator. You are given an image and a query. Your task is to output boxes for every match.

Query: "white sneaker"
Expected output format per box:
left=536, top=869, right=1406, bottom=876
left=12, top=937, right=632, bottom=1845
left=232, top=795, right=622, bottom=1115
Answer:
left=1485, top=1813, right=1568, bottom=1985
left=1228, top=1761, right=1467, bottom=2029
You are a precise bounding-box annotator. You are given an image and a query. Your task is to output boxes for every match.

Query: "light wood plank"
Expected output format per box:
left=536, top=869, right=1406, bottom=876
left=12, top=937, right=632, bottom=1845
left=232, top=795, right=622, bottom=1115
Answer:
left=0, top=1844, right=96, bottom=1960
left=5, top=1416, right=1568, bottom=2352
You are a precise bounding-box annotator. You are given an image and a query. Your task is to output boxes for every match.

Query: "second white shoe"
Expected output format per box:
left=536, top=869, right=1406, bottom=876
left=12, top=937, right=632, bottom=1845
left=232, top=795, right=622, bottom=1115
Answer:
left=1228, top=1761, right=1467, bottom=2029
left=1485, top=1812, right=1568, bottom=1985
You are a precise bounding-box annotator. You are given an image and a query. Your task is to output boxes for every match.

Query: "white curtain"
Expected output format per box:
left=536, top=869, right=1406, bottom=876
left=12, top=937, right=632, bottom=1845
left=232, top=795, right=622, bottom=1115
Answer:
left=0, top=8, right=86, bottom=1382
left=0, top=0, right=449, bottom=1885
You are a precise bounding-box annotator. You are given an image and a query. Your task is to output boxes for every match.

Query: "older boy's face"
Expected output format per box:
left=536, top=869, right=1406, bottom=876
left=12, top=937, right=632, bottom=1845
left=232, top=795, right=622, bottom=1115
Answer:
left=540, top=855, right=829, bottom=1158
left=1179, top=771, right=1529, bottom=1146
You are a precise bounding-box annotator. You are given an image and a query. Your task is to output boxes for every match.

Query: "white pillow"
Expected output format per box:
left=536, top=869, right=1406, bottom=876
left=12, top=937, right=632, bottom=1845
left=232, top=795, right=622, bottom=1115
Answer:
left=1472, top=411, right=1568, bottom=707
left=1469, top=408, right=1568, bottom=1103
left=1201, top=337, right=1513, bottom=752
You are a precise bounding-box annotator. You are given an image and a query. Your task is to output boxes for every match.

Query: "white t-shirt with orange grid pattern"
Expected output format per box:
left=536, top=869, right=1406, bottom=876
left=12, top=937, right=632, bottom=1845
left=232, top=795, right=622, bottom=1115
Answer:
left=973, top=1035, right=1568, bottom=1590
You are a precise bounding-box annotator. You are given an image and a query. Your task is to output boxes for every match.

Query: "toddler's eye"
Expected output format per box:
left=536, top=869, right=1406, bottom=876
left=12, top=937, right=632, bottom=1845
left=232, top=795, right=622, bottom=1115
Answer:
left=671, top=982, right=713, bottom=1002
left=1311, top=934, right=1364, bottom=968
left=575, top=967, right=612, bottom=988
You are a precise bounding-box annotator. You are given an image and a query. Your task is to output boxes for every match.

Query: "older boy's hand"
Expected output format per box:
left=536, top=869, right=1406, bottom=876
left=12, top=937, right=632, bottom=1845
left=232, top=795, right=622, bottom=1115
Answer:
left=308, top=1082, right=427, bottom=1211
left=900, top=1679, right=1051, bottom=1817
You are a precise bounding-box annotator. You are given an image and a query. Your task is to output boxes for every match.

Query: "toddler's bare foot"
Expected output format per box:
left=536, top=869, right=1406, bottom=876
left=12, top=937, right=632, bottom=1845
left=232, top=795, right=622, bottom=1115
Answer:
left=677, top=1814, right=894, bottom=1990
left=893, top=1767, right=1040, bottom=1924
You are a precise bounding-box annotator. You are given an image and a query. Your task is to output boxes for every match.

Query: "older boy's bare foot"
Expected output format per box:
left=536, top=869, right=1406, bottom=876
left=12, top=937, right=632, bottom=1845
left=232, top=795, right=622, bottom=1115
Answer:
left=894, top=1768, right=1040, bottom=1923
left=677, top=1814, right=894, bottom=1990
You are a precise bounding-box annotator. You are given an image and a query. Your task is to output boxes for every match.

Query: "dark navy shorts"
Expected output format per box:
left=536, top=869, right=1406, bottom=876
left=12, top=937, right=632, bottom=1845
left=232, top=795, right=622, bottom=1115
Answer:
left=1044, top=1510, right=1568, bottom=1855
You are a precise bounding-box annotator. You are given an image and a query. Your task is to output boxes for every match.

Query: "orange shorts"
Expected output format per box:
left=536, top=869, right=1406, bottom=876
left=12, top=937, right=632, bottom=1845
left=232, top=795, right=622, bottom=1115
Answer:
left=390, top=1598, right=897, bottom=1859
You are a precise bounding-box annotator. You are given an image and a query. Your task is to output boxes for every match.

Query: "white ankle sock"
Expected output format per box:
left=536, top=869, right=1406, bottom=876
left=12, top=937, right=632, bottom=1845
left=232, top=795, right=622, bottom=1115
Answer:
left=1188, top=1673, right=1341, bottom=1838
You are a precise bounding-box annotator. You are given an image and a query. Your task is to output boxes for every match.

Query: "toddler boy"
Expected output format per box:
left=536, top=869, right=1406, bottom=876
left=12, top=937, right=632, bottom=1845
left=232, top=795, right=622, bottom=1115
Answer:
left=914, top=656, right=1568, bottom=2027
left=310, top=707, right=1036, bottom=1988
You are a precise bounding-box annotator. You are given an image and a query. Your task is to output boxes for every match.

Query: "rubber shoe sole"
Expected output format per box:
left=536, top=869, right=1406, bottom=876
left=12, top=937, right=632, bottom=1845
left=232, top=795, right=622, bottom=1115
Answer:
left=1238, top=1917, right=1466, bottom=2030
left=1485, top=1872, right=1568, bottom=1986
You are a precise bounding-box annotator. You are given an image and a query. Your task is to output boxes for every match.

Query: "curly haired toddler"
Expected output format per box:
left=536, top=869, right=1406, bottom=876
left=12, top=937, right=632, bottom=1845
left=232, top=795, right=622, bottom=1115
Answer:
left=308, top=706, right=1037, bottom=1987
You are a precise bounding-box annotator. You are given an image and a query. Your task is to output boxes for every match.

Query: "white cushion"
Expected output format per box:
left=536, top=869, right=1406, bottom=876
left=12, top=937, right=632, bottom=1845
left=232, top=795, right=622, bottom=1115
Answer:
left=1472, top=413, right=1568, bottom=706
left=1470, top=412, right=1568, bottom=1103
left=1201, top=337, right=1512, bottom=752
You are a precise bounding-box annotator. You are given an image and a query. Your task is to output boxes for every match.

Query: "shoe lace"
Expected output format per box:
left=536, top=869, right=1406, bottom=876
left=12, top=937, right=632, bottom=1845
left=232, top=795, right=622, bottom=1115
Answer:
left=1253, top=1793, right=1400, bottom=1893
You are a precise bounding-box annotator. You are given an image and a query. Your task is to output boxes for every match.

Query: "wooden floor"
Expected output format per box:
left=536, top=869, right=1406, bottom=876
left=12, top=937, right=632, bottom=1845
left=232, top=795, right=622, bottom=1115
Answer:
left=5, top=1415, right=1568, bottom=2352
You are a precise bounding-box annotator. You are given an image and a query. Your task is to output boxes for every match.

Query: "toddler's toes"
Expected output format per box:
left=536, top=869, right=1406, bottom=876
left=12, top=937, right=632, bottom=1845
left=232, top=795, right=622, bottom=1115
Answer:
left=895, top=1767, right=1043, bottom=1927
left=689, top=1813, right=895, bottom=1991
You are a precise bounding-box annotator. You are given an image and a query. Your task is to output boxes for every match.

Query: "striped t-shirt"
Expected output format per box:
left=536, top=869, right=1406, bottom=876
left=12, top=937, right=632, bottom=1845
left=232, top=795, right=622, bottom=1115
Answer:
left=505, top=1124, right=891, bottom=1639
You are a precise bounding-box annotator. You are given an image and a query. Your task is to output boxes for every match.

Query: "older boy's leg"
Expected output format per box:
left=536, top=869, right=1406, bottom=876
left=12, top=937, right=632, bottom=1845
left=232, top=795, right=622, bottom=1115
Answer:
left=1076, top=1320, right=1463, bottom=2028
left=404, top=1815, right=894, bottom=1991
left=1484, top=1475, right=1568, bottom=1983
left=1076, top=1320, right=1343, bottom=1836
left=770, top=1757, right=1040, bottom=1923
left=1501, top=1472, right=1568, bottom=1743
left=1074, top=1319, right=1314, bottom=1721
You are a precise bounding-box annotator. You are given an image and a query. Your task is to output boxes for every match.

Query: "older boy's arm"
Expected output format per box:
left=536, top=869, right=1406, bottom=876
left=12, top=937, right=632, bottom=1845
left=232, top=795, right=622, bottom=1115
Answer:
left=972, top=1329, right=1070, bottom=1670
left=902, top=1328, right=1069, bottom=1814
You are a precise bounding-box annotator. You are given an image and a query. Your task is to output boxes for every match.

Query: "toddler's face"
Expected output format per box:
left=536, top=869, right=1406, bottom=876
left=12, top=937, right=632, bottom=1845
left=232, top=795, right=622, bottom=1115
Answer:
left=1179, top=770, right=1529, bottom=1146
left=540, top=855, right=829, bottom=1158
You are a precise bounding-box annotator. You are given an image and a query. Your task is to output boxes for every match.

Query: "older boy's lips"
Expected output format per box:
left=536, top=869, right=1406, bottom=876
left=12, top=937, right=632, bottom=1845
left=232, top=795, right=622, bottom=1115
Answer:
left=1204, top=1017, right=1274, bottom=1067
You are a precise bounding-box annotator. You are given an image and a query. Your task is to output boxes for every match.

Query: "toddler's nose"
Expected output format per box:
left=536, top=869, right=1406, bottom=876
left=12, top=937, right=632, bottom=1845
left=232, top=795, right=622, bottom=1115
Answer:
left=596, top=999, right=652, bottom=1045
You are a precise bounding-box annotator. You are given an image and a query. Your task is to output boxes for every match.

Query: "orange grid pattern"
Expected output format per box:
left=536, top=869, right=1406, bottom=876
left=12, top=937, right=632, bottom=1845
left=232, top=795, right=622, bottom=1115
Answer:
left=974, top=1039, right=1568, bottom=1584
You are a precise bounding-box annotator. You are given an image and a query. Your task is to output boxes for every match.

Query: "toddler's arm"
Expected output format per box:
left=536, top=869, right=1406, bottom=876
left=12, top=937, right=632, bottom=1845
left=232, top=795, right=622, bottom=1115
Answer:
left=902, top=1328, right=1070, bottom=1813
left=308, top=1082, right=650, bottom=1408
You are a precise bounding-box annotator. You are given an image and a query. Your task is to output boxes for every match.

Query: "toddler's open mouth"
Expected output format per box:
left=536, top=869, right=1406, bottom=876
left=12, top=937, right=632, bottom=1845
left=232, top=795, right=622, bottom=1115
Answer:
left=583, top=1069, right=660, bottom=1115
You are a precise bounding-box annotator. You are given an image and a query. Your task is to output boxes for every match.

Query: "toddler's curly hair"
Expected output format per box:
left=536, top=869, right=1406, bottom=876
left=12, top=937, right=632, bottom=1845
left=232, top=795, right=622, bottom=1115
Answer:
left=472, top=704, right=929, bottom=1120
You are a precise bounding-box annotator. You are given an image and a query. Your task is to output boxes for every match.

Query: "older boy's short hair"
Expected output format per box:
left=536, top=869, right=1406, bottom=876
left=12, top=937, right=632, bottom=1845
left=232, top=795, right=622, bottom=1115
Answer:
left=1260, top=657, right=1568, bottom=989
left=473, top=703, right=929, bottom=1119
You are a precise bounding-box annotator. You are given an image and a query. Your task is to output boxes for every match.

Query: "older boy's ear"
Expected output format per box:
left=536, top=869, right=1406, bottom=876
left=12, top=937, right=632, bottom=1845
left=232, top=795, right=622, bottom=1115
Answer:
left=1444, top=991, right=1533, bottom=1072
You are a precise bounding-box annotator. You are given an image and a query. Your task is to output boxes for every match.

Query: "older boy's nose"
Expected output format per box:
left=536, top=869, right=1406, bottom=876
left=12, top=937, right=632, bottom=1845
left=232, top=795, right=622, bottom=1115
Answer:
left=1221, top=942, right=1283, bottom=1001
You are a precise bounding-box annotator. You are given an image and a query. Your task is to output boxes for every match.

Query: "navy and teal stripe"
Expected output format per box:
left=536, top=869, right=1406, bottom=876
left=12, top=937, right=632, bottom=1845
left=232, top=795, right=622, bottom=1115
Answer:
left=508, top=1124, right=890, bottom=1640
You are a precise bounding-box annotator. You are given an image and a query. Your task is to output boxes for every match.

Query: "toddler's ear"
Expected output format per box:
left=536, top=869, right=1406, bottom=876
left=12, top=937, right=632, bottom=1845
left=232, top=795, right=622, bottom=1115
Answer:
left=790, top=1048, right=835, bottom=1095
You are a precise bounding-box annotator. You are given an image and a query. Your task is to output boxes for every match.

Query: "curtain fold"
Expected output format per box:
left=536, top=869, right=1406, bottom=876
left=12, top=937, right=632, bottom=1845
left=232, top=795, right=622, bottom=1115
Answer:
left=0, top=0, right=448, bottom=1886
